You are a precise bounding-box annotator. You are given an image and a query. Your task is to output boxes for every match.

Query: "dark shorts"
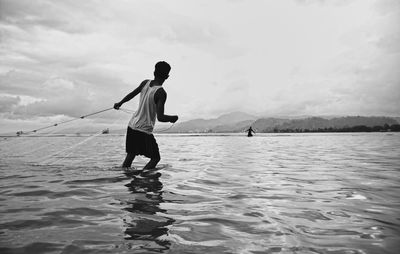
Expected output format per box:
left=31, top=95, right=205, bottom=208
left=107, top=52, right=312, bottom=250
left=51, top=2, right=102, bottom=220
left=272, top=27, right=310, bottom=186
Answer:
left=126, top=127, right=160, bottom=159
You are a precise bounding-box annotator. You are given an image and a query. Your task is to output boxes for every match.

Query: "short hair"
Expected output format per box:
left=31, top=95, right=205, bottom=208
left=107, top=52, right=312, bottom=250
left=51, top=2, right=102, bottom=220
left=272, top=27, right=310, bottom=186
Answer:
left=154, top=61, right=171, bottom=79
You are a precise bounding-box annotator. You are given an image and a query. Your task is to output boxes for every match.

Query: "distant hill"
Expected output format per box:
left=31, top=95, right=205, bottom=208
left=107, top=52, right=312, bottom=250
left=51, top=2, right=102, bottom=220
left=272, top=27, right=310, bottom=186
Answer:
left=163, top=114, right=399, bottom=133
left=276, top=116, right=398, bottom=131
left=13, top=113, right=396, bottom=136
left=252, top=118, right=290, bottom=132
left=166, top=112, right=256, bottom=133
left=212, top=120, right=255, bottom=133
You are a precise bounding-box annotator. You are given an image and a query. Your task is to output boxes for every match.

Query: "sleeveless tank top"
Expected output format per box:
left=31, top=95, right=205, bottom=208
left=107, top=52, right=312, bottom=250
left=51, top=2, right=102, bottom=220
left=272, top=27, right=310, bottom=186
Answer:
left=128, top=80, right=162, bottom=134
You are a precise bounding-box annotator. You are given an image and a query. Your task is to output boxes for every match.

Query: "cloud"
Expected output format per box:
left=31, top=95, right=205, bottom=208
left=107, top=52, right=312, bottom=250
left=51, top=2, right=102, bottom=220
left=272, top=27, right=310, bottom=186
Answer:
left=373, top=8, right=400, bottom=54
left=0, top=0, right=399, bottom=134
left=0, top=0, right=98, bottom=34
left=1, top=73, right=92, bottom=118
left=376, top=32, right=400, bottom=54
left=0, top=70, right=48, bottom=98
left=293, top=0, right=351, bottom=6
left=0, top=0, right=242, bottom=114
left=373, top=0, right=400, bottom=15
left=0, top=95, right=20, bottom=112
left=0, top=0, right=243, bottom=62
left=14, top=92, right=91, bottom=118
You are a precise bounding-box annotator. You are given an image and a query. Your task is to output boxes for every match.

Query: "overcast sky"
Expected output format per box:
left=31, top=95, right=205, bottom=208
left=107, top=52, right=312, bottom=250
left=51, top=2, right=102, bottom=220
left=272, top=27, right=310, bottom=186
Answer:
left=1, top=0, right=399, bottom=133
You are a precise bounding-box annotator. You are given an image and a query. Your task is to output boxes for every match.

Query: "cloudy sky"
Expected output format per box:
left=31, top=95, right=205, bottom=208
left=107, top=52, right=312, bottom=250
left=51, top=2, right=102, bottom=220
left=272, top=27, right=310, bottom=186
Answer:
left=0, top=0, right=399, bottom=133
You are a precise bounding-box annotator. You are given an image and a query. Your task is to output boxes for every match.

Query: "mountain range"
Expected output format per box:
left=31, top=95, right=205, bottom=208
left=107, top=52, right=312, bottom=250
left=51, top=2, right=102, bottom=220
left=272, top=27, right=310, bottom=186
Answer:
left=6, top=112, right=398, bottom=136
left=161, top=112, right=400, bottom=133
left=165, top=112, right=257, bottom=133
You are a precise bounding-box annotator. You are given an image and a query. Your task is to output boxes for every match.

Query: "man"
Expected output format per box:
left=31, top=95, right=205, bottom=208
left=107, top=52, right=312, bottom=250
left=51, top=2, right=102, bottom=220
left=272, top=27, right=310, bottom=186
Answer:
left=246, top=126, right=256, bottom=137
left=114, top=61, right=178, bottom=171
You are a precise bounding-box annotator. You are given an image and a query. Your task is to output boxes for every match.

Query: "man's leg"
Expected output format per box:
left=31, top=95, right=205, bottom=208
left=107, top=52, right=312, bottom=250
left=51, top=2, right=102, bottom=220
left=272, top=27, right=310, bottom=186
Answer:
left=122, top=153, right=135, bottom=168
left=143, top=134, right=160, bottom=170
left=143, top=155, right=160, bottom=169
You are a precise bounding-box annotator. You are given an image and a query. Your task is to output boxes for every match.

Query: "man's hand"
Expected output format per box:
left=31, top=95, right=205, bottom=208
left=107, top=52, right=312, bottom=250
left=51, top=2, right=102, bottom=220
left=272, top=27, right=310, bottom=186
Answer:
left=114, top=102, right=122, bottom=110
left=170, top=115, right=178, bottom=123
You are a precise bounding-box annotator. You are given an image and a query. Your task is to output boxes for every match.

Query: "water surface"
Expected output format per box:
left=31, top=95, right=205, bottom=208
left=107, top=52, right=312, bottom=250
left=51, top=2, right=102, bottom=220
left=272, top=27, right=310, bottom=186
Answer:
left=1, top=133, right=399, bottom=253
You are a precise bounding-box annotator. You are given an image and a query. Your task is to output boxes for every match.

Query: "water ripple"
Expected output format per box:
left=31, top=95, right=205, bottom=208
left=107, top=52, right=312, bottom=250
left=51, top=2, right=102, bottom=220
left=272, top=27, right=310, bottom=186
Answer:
left=0, top=133, right=399, bottom=253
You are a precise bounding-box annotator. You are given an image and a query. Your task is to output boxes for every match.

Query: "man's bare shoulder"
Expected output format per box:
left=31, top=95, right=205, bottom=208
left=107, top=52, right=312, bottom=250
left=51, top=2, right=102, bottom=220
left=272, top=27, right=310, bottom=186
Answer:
left=156, top=87, right=166, bottom=96
left=154, top=87, right=166, bottom=103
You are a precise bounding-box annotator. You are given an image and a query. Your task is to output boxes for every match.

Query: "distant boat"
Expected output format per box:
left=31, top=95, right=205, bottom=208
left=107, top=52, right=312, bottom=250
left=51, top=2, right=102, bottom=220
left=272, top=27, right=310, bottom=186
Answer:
left=102, top=128, right=109, bottom=134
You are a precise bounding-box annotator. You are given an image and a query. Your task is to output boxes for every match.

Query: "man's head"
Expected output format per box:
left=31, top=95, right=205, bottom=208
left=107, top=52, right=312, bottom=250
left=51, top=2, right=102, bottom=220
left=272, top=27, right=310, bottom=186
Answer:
left=154, top=61, right=171, bottom=80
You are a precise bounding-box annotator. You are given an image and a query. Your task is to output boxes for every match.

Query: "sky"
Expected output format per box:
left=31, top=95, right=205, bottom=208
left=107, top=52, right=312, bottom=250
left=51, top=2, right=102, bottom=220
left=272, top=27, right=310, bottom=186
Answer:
left=0, top=0, right=399, bottom=133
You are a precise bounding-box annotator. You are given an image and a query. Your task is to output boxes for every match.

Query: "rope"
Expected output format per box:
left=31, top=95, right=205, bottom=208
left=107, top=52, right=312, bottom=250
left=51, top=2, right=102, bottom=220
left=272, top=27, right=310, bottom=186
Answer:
left=18, top=107, right=114, bottom=135
left=19, top=121, right=82, bottom=157
left=42, top=110, right=129, bottom=165
left=17, top=105, right=175, bottom=165
left=119, top=108, right=135, bottom=114
left=15, top=105, right=174, bottom=136
left=41, top=131, right=103, bottom=165
left=6, top=116, right=81, bottom=154
left=156, top=123, right=175, bottom=133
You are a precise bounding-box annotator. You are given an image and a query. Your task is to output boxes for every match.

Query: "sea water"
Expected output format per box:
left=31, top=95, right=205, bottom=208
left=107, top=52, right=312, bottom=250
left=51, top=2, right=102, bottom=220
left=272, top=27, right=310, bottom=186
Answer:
left=0, top=133, right=399, bottom=254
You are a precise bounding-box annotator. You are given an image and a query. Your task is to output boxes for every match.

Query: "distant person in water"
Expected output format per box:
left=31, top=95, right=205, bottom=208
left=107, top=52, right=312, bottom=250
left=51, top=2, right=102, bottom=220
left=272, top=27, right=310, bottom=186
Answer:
left=114, top=61, right=178, bottom=171
left=246, top=126, right=255, bottom=137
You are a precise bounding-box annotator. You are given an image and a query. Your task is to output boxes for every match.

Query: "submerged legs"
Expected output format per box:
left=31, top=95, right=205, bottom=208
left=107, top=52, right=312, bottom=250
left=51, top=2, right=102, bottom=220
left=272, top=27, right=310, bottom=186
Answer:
left=122, top=153, right=160, bottom=169
left=143, top=156, right=160, bottom=170
left=122, top=153, right=135, bottom=168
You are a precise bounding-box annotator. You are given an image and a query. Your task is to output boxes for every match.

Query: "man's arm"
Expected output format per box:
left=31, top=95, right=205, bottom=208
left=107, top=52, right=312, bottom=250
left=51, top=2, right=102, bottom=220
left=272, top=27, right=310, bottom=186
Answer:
left=114, top=80, right=147, bottom=109
left=155, top=88, right=178, bottom=123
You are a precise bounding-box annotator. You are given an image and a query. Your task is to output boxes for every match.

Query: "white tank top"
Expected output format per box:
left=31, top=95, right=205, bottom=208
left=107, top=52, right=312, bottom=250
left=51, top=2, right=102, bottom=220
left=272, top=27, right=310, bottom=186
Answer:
left=128, top=80, right=162, bottom=134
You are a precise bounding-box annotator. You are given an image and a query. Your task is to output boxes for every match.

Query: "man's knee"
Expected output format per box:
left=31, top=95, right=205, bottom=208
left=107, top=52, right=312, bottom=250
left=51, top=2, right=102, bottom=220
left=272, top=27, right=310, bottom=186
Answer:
left=152, top=154, right=160, bottom=163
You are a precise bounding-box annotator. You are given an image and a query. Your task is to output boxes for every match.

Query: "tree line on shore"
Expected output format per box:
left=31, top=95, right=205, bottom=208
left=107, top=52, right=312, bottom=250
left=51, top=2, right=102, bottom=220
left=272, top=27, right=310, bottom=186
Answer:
left=270, top=123, right=400, bottom=133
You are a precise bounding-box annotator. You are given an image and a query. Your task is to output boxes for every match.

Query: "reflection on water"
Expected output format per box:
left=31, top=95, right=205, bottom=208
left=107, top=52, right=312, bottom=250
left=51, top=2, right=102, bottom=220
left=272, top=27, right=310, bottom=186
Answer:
left=0, top=133, right=400, bottom=253
left=124, top=171, right=174, bottom=252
